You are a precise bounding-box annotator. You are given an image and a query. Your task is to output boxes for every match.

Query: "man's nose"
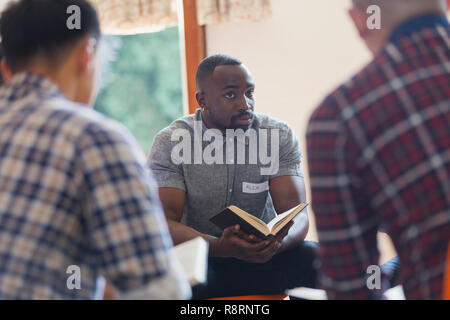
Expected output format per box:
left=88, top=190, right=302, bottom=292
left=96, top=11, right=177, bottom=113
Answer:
left=238, top=96, right=251, bottom=112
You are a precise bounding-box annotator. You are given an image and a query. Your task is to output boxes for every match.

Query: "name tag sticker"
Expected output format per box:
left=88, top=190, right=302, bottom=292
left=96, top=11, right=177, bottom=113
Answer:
left=242, top=181, right=269, bottom=194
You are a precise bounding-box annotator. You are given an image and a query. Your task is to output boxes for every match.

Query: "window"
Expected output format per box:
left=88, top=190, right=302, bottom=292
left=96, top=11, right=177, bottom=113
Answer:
left=94, top=26, right=183, bottom=153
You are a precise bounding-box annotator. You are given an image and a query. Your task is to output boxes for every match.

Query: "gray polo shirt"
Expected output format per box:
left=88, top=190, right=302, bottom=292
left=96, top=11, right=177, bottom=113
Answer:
left=148, top=108, right=303, bottom=237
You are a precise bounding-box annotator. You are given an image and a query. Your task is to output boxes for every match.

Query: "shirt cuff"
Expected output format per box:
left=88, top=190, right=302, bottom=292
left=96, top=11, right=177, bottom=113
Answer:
left=271, top=165, right=303, bottom=179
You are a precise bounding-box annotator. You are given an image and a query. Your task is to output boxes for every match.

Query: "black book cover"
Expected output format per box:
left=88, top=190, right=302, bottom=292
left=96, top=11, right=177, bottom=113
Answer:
left=210, top=207, right=271, bottom=240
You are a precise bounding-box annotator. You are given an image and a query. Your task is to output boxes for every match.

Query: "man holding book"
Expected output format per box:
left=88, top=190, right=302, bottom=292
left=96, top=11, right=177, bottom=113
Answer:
left=149, top=54, right=317, bottom=299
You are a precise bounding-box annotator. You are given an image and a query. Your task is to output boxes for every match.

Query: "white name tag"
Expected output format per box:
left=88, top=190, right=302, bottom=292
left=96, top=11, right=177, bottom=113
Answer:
left=242, top=181, right=269, bottom=194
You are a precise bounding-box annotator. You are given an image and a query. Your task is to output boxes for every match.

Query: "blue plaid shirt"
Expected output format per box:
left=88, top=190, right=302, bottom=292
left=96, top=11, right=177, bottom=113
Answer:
left=0, top=73, right=186, bottom=299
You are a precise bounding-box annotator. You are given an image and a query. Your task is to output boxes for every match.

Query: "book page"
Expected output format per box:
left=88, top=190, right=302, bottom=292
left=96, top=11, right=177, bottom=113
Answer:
left=287, top=287, right=328, bottom=300
left=267, top=203, right=305, bottom=231
left=172, top=237, right=208, bottom=286
left=229, top=205, right=270, bottom=234
left=288, top=285, right=406, bottom=300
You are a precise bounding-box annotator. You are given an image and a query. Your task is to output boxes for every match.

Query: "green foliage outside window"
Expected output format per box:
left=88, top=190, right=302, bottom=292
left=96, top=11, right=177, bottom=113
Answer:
left=94, top=27, right=184, bottom=154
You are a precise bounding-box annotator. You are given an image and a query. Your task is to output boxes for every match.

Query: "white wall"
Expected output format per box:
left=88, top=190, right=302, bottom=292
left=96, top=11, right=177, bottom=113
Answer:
left=206, top=0, right=371, bottom=124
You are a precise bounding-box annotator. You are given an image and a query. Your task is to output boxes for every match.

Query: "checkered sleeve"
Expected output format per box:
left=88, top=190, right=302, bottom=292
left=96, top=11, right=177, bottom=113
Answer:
left=306, top=95, right=381, bottom=300
left=76, top=118, right=177, bottom=293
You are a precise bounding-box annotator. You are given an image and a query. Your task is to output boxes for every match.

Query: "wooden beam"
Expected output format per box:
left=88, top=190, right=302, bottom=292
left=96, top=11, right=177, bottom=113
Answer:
left=179, top=0, right=206, bottom=114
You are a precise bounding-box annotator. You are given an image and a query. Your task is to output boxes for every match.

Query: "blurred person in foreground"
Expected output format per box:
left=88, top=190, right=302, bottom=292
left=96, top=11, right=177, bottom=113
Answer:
left=0, top=0, right=190, bottom=299
left=306, top=0, right=450, bottom=299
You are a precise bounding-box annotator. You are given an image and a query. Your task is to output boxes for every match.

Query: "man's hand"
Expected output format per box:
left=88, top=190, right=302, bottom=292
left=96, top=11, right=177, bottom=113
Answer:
left=216, top=222, right=294, bottom=263
left=237, top=220, right=294, bottom=245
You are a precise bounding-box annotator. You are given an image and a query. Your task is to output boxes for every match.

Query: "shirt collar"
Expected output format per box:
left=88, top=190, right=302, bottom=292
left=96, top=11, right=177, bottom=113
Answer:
left=388, top=14, right=450, bottom=43
left=3, top=72, right=63, bottom=102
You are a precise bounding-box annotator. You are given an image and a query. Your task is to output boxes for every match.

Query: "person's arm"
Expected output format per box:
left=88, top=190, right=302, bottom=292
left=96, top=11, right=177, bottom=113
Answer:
left=78, top=119, right=191, bottom=300
left=158, top=187, right=216, bottom=246
left=244, top=122, right=308, bottom=253
left=158, top=187, right=282, bottom=263
left=269, top=175, right=309, bottom=252
left=233, top=122, right=309, bottom=259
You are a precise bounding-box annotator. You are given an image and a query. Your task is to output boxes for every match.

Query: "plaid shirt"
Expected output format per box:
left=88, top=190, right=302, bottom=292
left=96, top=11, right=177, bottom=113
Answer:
left=0, top=73, right=186, bottom=299
left=306, top=15, right=450, bottom=299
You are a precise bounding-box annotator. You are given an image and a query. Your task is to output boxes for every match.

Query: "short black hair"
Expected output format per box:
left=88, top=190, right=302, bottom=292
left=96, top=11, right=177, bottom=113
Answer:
left=0, top=0, right=101, bottom=72
left=196, top=54, right=242, bottom=90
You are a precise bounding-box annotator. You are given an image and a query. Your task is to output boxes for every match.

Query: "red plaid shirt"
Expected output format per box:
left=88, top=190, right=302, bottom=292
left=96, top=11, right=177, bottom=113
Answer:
left=306, top=15, right=450, bottom=299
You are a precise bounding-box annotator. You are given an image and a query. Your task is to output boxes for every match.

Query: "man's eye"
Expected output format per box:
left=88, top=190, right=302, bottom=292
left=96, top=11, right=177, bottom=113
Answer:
left=246, top=89, right=255, bottom=98
left=224, top=92, right=235, bottom=99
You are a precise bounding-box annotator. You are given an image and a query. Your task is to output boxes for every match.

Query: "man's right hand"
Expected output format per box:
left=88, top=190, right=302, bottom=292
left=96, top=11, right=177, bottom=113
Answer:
left=216, top=225, right=282, bottom=263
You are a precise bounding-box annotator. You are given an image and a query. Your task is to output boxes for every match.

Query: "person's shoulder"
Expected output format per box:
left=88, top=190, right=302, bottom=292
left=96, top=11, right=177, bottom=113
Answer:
left=44, top=97, right=138, bottom=149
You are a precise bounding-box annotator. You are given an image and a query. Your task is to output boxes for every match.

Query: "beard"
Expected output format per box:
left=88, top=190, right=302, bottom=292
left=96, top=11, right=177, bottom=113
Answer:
left=229, top=110, right=255, bottom=130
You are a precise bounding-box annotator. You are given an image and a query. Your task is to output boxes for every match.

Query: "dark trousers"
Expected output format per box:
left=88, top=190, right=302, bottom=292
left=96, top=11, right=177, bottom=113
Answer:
left=192, top=241, right=401, bottom=300
left=192, top=241, right=318, bottom=300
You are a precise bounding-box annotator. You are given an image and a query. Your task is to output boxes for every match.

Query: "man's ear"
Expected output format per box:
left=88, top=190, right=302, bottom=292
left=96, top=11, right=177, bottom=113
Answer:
left=196, top=91, right=206, bottom=108
left=76, top=37, right=98, bottom=74
left=348, top=7, right=369, bottom=39
left=1, top=59, right=13, bottom=82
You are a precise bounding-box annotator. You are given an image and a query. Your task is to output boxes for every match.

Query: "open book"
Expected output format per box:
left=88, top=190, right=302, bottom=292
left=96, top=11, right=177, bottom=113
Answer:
left=171, top=237, right=209, bottom=287
left=210, top=202, right=309, bottom=240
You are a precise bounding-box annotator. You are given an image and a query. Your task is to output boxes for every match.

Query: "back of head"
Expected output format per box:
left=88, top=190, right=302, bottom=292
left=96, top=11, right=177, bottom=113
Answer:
left=0, top=0, right=100, bottom=73
left=352, top=0, right=447, bottom=22
left=196, top=54, right=242, bottom=91
left=350, top=0, right=447, bottom=55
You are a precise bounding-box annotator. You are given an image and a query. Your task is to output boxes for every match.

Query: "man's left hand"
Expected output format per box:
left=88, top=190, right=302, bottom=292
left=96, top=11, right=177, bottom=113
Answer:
left=237, top=220, right=294, bottom=250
